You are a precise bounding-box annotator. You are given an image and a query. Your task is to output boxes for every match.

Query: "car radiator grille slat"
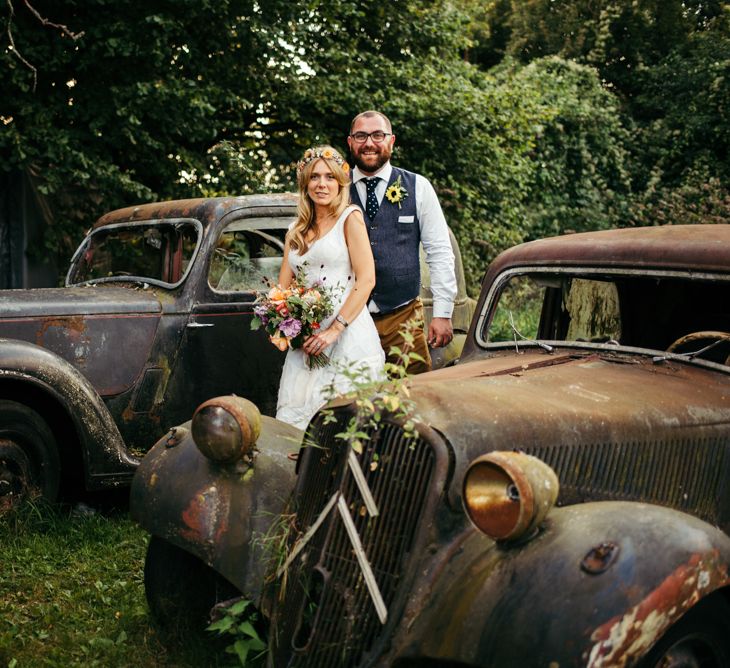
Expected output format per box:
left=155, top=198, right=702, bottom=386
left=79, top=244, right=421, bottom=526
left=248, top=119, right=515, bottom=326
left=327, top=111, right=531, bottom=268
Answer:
left=529, top=436, right=727, bottom=523
left=273, top=417, right=436, bottom=668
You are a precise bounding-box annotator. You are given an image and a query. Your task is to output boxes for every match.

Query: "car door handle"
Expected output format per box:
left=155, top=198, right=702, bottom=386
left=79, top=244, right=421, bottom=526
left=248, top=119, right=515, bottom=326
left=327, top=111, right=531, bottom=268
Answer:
left=187, top=322, right=214, bottom=328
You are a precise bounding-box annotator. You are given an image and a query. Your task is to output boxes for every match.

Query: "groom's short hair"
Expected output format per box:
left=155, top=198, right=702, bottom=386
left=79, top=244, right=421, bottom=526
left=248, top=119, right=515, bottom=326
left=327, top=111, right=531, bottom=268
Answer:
left=350, top=110, right=392, bottom=133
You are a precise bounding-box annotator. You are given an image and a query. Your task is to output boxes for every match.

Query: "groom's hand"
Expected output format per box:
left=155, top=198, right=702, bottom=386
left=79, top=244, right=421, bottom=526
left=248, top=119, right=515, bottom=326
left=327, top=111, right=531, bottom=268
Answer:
left=428, top=317, right=453, bottom=348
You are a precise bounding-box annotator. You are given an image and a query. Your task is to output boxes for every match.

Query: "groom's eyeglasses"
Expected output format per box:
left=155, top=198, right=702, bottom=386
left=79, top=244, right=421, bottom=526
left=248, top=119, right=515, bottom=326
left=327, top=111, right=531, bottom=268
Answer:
left=350, top=131, right=392, bottom=143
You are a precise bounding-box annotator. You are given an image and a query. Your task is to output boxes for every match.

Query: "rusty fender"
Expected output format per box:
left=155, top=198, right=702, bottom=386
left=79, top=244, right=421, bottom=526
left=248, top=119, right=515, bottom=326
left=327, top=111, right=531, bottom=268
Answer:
left=395, top=501, right=730, bottom=668
left=0, top=338, right=137, bottom=488
left=130, top=415, right=300, bottom=602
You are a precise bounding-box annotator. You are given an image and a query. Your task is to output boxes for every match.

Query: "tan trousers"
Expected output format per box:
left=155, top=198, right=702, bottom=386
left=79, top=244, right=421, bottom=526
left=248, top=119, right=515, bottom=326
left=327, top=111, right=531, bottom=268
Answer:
left=372, top=298, right=432, bottom=375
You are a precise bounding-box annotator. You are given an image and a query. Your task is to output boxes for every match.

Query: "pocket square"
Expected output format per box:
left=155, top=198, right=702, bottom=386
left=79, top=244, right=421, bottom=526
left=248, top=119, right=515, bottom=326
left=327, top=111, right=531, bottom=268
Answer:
left=398, top=215, right=415, bottom=223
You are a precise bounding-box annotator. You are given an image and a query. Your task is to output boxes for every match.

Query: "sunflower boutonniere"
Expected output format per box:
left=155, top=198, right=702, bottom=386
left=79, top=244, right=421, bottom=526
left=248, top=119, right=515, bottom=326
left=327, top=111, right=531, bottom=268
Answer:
left=385, top=175, right=409, bottom=209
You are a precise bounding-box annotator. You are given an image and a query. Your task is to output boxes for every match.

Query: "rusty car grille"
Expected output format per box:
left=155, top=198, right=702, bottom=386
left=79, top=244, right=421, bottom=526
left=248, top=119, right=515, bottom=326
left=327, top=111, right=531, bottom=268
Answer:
left=272, top=414, right=436, bottom=667
left=529, top=435, right=728, bottom=524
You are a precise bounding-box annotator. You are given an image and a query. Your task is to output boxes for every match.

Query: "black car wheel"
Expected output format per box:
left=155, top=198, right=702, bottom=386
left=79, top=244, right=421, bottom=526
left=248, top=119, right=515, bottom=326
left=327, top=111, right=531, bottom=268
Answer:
left=0, top=400, right=60, bottom=508
left=144, top=536, right=241, bottom=634
left=639, top=595, right=730, bottom=668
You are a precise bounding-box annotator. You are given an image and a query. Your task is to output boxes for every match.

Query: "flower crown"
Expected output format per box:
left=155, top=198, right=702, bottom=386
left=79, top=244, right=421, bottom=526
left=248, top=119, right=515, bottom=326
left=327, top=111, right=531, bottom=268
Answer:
left=297, top=146, right=350, bottom=177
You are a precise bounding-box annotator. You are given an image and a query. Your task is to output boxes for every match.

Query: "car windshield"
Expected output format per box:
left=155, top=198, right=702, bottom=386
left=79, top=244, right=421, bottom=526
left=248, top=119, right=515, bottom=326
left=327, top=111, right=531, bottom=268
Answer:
left=482, top=269, right=730, bottom=363
left=67, top=221, right=200, bottom=287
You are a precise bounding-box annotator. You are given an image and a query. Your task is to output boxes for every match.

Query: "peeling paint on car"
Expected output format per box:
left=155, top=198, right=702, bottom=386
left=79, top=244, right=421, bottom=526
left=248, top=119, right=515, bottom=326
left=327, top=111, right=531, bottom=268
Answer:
left=587, top=550, right=730, bottom=667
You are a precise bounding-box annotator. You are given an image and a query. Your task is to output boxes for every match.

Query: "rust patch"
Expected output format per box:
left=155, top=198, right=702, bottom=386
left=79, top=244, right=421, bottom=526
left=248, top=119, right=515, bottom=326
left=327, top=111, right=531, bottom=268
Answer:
left=35, top=316, right=87, bottom=346
left=586, top=549, right=729, bottom=667
left=480, top=353, right=591, bottom=378
left=581, top=542, right=620, bottom=575
left=180, top=486, right=229, bottom=545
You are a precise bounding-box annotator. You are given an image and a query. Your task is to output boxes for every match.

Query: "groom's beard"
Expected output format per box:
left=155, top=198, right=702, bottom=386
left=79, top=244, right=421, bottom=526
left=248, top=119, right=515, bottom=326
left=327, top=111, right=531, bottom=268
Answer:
left=352, top=143, right=392, bottom=174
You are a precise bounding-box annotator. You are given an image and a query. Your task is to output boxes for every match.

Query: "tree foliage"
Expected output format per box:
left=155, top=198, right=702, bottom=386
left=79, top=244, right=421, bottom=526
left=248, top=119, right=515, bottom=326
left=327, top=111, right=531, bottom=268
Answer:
left=2, top=0, right=728, bottom=290
left=470, top=0, right=730, bottom=236
left=494, top=57, right=632, bottom=241
left=2, top=0, right=311, bottom=256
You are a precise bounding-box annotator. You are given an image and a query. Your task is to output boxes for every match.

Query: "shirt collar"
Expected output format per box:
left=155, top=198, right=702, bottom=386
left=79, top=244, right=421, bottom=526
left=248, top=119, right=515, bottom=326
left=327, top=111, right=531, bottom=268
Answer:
left=352, top=162, right=392, bottom=184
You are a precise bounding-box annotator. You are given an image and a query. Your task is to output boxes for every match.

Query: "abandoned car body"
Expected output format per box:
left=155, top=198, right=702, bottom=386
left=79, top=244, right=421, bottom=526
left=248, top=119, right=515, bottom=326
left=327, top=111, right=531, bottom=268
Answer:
left=0, top=193, right=472, bottom=505
left=0, top=194, right=297, bottom=503
left=132, top=224, right=730, bottom=667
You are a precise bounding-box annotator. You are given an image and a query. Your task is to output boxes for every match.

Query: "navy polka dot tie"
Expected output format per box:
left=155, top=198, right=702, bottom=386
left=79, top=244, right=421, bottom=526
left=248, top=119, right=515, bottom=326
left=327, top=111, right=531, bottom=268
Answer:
left=365, top=177, right=380, bottom=221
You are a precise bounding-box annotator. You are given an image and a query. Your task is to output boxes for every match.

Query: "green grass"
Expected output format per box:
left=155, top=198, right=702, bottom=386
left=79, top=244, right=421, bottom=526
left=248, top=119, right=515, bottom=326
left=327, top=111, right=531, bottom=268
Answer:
left=0, top=500, right=228, bottom=668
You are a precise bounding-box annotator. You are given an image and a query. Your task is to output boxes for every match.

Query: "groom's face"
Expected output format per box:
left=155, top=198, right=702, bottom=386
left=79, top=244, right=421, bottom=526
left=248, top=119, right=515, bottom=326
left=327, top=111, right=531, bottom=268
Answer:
left=348, top=115, right=395, bottom=175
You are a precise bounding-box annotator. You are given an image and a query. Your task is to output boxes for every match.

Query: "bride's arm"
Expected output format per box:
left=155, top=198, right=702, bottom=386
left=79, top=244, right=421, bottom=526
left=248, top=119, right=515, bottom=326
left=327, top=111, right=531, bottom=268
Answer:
left=277, top=238, right=295, bottom=288
left=338, top=208, right=375, bottom=324
left=302, top=209, right=375, bottom=354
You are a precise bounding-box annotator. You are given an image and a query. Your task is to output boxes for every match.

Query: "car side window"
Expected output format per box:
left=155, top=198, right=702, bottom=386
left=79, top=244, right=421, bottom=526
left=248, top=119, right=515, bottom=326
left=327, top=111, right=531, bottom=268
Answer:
left=209, top=224, right=288, bottom=292
left=488, top=274, right=545, bottom=342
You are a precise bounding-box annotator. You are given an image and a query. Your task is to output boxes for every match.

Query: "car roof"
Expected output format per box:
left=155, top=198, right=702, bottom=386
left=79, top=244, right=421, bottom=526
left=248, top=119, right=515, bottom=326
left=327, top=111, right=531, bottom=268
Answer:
left=94, top=194, right=298, bottom=230
left=485, top=225, right=730, bottom=281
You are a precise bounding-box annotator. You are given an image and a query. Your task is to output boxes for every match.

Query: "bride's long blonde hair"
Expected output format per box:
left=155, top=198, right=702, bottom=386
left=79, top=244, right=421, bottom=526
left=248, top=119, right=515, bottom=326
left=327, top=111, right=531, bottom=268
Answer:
left=289, top=146, right=351, bottom=255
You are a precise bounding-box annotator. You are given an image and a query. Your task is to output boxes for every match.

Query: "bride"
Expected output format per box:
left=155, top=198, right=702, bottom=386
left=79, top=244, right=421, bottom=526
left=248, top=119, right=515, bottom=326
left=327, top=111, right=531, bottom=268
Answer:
left=276, top=146, right=386, bottom=430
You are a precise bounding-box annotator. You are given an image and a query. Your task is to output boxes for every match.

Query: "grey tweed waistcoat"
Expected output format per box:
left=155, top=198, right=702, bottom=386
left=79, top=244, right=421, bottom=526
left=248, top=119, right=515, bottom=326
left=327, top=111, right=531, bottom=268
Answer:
left=350, top=167, right=420, bottom=313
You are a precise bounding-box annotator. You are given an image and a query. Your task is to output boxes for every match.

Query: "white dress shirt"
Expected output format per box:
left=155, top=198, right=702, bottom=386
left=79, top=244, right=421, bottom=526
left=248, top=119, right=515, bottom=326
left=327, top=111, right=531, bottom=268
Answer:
left=352, top=162, right=457, bottom=318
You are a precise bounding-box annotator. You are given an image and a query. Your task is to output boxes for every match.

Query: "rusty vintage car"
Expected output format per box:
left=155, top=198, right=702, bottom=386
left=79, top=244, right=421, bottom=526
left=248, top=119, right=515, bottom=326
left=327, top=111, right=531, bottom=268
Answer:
left=132, top=223, right=730, bottom=667
left=0, top=194, right=298, bottom=505
left=0, top=193, right=472, bottom=507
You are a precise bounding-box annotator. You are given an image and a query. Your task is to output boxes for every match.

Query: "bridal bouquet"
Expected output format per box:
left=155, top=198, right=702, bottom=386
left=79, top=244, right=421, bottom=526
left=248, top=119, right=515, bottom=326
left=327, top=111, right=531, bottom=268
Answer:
left=250, top=272, right=336, bottom=369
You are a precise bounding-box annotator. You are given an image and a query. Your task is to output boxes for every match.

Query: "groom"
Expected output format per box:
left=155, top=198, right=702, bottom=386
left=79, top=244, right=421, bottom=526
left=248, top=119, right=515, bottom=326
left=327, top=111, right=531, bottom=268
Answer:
left=348, top=110, right=456, bottom=374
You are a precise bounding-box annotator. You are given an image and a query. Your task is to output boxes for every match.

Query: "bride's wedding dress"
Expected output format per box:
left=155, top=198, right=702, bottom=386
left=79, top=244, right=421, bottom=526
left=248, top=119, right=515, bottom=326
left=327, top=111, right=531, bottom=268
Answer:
left=276, top=206, right=385, bottom=430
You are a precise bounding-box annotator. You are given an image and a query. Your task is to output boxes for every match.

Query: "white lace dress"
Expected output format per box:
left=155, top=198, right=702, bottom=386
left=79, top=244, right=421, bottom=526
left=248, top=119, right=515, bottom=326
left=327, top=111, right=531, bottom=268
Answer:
left=276, top=206, right=386, bottom=430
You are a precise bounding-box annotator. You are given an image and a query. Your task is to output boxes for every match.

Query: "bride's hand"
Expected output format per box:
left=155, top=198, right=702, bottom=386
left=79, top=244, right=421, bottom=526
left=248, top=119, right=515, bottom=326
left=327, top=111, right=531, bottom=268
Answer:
left=303, top=323, right=344, bottom=354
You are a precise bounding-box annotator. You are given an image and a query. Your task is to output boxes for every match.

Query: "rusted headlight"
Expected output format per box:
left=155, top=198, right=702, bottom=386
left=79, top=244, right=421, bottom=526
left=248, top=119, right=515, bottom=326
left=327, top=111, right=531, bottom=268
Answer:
left=191, top=395, right=261, bottom=464
left=462, top=451, right=559, bottom=543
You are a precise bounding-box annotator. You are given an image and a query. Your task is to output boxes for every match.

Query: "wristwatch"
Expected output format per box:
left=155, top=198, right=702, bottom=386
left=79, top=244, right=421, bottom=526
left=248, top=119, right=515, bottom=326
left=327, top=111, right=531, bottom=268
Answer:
left=335, top=314, right=349, bottom=328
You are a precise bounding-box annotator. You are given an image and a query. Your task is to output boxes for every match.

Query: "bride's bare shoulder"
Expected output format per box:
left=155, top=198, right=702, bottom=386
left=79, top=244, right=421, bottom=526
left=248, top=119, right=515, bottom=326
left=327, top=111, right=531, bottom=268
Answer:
left=344, top=206, right=365, bottom=227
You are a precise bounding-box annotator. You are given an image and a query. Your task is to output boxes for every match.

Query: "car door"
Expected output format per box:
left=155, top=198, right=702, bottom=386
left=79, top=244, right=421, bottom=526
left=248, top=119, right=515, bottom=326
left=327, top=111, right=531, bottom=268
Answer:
left=163, top=210, right=293, bottom=425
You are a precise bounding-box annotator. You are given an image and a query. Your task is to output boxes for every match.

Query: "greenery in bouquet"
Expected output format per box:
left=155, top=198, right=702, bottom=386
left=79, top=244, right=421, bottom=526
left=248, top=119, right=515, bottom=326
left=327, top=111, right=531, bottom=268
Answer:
left=250, top=269, right=337, bottom=368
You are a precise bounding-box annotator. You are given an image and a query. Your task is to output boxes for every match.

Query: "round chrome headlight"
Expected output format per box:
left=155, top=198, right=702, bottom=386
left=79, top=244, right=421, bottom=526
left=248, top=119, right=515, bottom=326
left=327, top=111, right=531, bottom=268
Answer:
left=462, top=451, right=559, bottom=543
left=191, top=395, right=261, bottom=464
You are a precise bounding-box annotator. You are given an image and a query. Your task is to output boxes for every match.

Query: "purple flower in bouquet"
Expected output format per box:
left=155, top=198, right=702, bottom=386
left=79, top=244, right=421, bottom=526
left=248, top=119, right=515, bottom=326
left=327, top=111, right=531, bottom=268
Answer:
left=254, top=304, right=269, bottom=324
left=279, top=317, right=302, bottom=338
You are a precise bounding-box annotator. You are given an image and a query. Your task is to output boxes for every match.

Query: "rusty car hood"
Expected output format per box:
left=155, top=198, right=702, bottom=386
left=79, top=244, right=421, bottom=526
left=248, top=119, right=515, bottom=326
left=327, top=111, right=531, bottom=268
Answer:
left=408, top=349, right=730, bottom=505
left=0, top=286, right=162, bottom=396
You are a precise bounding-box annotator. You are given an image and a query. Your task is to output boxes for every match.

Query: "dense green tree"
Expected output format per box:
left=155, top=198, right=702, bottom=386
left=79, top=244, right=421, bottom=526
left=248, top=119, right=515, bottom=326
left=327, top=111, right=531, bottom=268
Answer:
left=629, top=28, right=730, bottom=225
left=493, top=57, right=632, bottom=241
left=4, top=0, right=725, bottom=291
left=1, top=0, right=311, bottom=257
left=471, top=0, right=730, bottom=232
left=493, top=0, right=727, bottom=92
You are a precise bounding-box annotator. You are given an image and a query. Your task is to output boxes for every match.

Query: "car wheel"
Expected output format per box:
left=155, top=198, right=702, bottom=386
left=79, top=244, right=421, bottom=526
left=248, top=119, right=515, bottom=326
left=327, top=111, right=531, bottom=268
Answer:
left=0, top=400, right=60, bottom=508
left=144, top=536, right=241, bottom=634
left=639, top=594, right=730, bottom=668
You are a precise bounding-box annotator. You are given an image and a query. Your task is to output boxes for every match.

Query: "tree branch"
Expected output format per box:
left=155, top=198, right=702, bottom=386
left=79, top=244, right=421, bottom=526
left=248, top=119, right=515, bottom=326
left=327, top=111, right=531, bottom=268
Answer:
left=6, top=0, right=84, bottom=92
left=6, top=0, right=37, bottom=91
left=22, top=0, right=84, bottom=40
